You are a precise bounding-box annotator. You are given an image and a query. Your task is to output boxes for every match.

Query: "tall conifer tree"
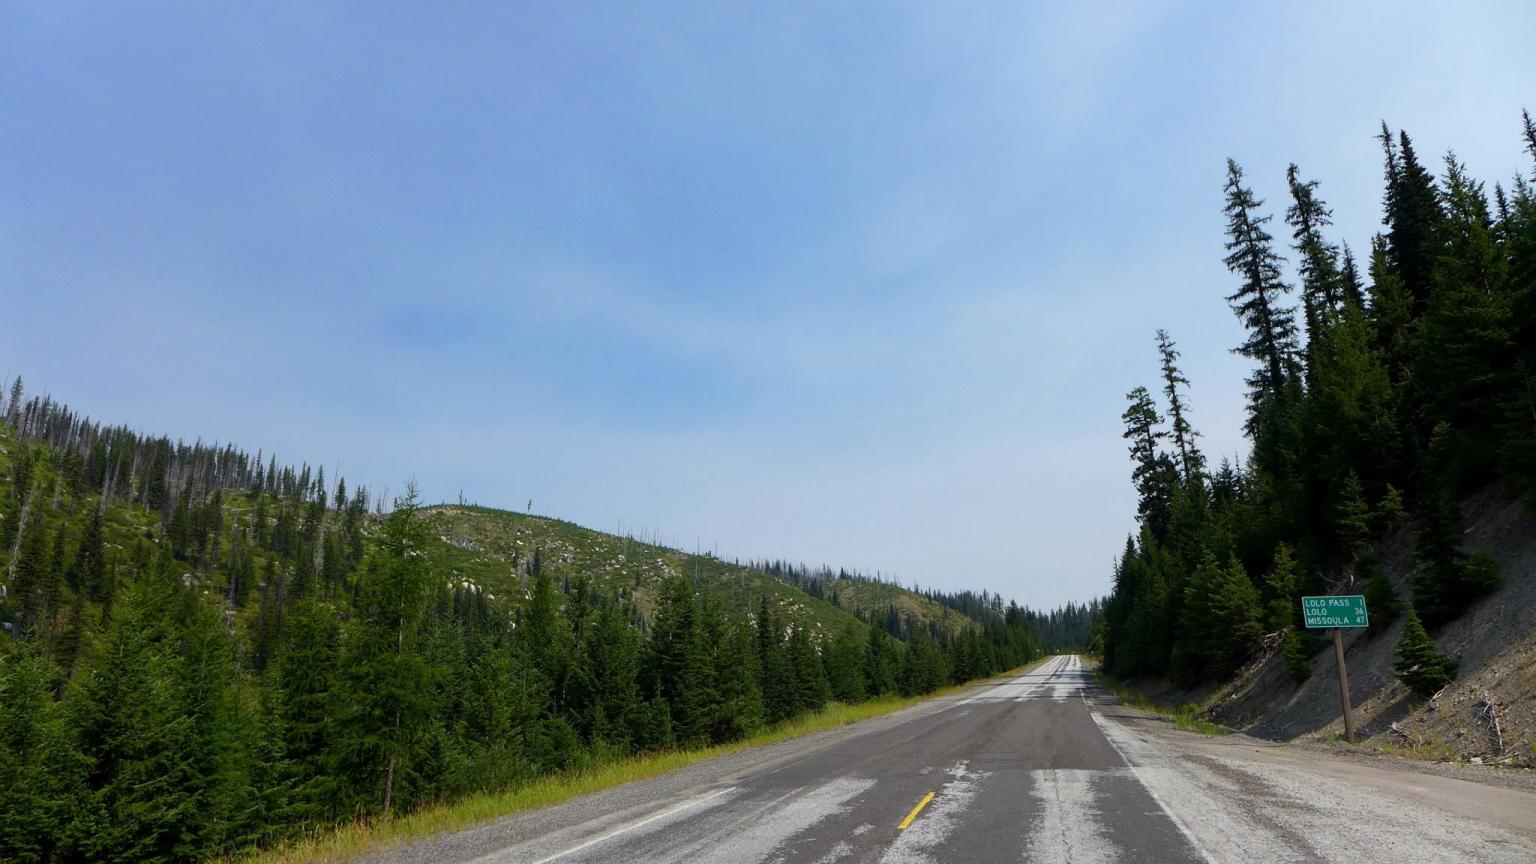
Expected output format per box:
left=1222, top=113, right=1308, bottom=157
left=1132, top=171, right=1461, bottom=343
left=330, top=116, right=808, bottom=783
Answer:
left=1285, top=163, right=1345, bottom=370
left=1223, top=159, right=1300, bottom=434
left=331, top=485, right=432, bottom=819
left=1155, top=330, right=1203, bottom=481
left=1380, top=126, right=1445, bottom=314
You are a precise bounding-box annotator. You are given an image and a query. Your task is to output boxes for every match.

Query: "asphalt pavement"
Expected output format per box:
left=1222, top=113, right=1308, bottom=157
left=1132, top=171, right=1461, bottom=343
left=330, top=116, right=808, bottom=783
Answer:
left=362, top=655, right=1536, bottom=864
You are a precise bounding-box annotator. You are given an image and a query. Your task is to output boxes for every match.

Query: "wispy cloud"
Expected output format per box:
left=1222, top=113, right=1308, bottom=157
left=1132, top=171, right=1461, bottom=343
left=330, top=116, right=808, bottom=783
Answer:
left=3, top=0, right=1533, bottom=609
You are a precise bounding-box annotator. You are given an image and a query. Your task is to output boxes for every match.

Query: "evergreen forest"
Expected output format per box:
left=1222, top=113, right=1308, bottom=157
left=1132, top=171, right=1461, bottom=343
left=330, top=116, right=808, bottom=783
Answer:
left=1102, top=114, right=1536, bottom=688
left=0, top=384, right=1080, bottom=863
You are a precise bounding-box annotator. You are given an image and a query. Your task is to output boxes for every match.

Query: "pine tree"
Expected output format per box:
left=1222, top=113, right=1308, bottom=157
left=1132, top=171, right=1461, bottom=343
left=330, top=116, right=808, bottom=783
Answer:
left=251, top=557, right=287, bottom=671
left=903, top=631, right=949, bottom=695
left=1101, top=114, right=1536, bottom=707
left=1380, top=125, right=1445, bottom=314
left=1156, top=330, right=1204, bottom=480
left=1285, top=163, right=1345, bottom=358
left=6, top=376, right=23, bottom=423
left=1409, top=426, right=1499, bottom=627
left=54, top=589, right=90, bottom=678
left=1174, top=553, right=1261, bottom=683
left=173, top=589, right=260, bottom=856
left=1210, top=555, right=1263, bottom=674
left=1463, top=551, right=1502, bottom=596
left=1414, top=154, right=1514, bottom=483
left=11, top=511, right=53, bottom=636
left=1339, top=241, right=1367, bottom=310
left=1409, top=480, right=1466, bottom=629
left=1307, top=299, right=1400, bottom=527
left=331, top=484, right=433, bottom=819
left=705, top=601, right=762, bottom=744
left=0, top=646, right=78, bottom=864
left=448, top=632, right=535, bottom=793
left=1377, top=484, right=1406, bottom=534
left=755, top=597, right=795, bottom=723
left=644, top=576, right=714, bottom=746
left=1124, top=538, right=1172, bottom=676
left=1368, top=234, right=1416, bottom=384
left=1122, top=386, right=1176, bottom=537
left=1283, top=629, right=1311, bottom=684
left=167, top=494, right=192, bottom=561
left=1332, top=471, right=1373, bottom=557
left=1223, top=159, right=1300, bottom=434
left=863, top=623, right=899, bottom=697
left=1263, top=543, right=1299, bottom=632
left=521, top=565, right=570, bottom=715
left=1501, top=113, right=1536, bottom=494
left=787, top=625, right=830, bottom=715
left=1122, top=386, right=1164, bottom=478
left=273, top=600, right=341, bottom=820
left=824, top=622, right=867, bottom=704
left=1393, top=607, right=1456, bottom=697
left=70, top=505, right=107, bottom=602
left=1359, top=554, right=1401, bottom=626
left=65, top=579, right=202, bottom=862
left=581, top=601, right=641, bottom=750
left=1104, top=536, right=1144, bottom=676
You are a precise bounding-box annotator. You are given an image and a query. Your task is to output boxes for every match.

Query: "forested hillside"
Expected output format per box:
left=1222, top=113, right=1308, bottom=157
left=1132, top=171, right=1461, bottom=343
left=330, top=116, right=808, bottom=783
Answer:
left=0, top=388, right=1069, bottom=864
left=420, top=506, right=974, bottom=639
left=1103, top=114, right=1536, bottom=696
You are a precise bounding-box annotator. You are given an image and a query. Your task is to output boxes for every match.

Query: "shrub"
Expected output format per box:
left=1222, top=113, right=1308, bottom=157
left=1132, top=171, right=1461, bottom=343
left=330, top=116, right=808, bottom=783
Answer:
left=1393, top=608, right=1457, bottom=697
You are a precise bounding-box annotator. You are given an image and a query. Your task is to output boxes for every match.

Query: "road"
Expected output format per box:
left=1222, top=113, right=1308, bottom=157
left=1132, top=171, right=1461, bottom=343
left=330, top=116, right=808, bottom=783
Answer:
left=366, top=655, right=1536, bottom=864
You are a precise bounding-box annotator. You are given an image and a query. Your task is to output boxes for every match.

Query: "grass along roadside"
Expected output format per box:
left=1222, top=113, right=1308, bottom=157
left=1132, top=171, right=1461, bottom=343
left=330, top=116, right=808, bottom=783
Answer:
left=1094, top=672, right=1229, bottom=736
left=235, top=665, right=1037, bottom=864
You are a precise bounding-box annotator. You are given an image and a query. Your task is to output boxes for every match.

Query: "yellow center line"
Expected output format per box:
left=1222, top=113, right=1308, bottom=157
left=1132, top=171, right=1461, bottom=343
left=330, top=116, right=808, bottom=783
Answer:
left=897, top=790, right=936, bottom=830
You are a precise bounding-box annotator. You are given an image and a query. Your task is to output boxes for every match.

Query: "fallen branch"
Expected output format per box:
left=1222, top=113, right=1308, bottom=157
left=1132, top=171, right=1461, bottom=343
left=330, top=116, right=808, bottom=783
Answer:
left=1473, top=691, right=1504, bottom=756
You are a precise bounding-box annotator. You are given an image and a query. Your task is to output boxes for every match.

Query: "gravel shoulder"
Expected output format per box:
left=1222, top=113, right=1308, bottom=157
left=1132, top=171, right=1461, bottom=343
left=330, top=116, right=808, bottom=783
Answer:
left=1106, top=705, right=1536, bottom=850
left=1120, top=702, right=1536, bottom=792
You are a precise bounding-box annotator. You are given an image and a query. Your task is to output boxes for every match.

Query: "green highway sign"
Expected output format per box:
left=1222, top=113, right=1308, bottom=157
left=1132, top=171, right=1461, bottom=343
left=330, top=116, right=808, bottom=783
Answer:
left=1301, top=595, right=1369, bottom=629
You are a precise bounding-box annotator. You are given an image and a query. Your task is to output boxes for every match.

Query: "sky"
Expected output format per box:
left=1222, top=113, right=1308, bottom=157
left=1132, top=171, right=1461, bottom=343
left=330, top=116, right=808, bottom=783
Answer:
left=3, top=2, right=1534, bottom=610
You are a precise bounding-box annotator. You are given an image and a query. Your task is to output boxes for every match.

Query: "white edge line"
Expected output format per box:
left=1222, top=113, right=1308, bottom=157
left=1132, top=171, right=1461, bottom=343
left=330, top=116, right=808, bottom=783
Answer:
left=524, top=786, right=736, bottom=864
left=1088, top=711, right=1221, bottom=864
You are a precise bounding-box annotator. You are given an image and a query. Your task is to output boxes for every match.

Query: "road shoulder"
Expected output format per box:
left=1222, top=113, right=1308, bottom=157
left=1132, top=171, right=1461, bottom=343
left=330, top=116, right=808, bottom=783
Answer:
left=1101, top=705, right=1536, bottom=845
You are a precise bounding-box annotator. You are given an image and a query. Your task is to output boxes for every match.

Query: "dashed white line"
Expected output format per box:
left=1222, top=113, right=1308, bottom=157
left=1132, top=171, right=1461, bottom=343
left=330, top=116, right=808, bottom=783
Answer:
left=693, top=777, right=873, bottom=864
left=520, top=786, right=737, bottom=864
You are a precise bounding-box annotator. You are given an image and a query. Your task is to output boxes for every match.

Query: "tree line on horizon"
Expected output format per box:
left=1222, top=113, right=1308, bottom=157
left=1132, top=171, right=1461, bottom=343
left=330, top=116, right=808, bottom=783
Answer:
left=0, top=387, right=1061, bottom=864
left=1102, top=113, right=1536, bottom=692
left=751, top=559, right=1100, bottom=652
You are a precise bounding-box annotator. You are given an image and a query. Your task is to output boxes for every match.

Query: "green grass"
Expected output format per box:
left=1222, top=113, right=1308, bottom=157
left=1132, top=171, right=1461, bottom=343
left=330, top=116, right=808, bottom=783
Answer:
left=1095, top=673, right=1229, bottom=736
left=234, top=670, right=1027, bottom=864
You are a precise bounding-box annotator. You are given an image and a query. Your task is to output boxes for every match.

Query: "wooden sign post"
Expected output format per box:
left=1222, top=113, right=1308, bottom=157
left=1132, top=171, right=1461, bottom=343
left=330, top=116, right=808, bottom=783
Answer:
left=1302, top=595, right=1370, bottom=744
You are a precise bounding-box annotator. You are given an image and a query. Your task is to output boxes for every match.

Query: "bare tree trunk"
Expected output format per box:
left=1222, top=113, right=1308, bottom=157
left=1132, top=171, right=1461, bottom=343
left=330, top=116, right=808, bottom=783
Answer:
left=131, top=448, right=145, bottom=508
left=382, top=737, right=398, bottom=820
left=99, top=442, right=114, bottom=515
left=382, top=589, right=407, bottom=819
left=227, top=532, right=240, bottom=610
left=7, top=489, right=32, bottom=582
left=314, top=519, right=328, bottom=601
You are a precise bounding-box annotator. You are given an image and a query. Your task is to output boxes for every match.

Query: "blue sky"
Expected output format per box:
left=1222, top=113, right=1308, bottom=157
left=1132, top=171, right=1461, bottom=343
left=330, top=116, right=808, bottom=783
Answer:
left=3, top=2, right=1533, bottom=609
